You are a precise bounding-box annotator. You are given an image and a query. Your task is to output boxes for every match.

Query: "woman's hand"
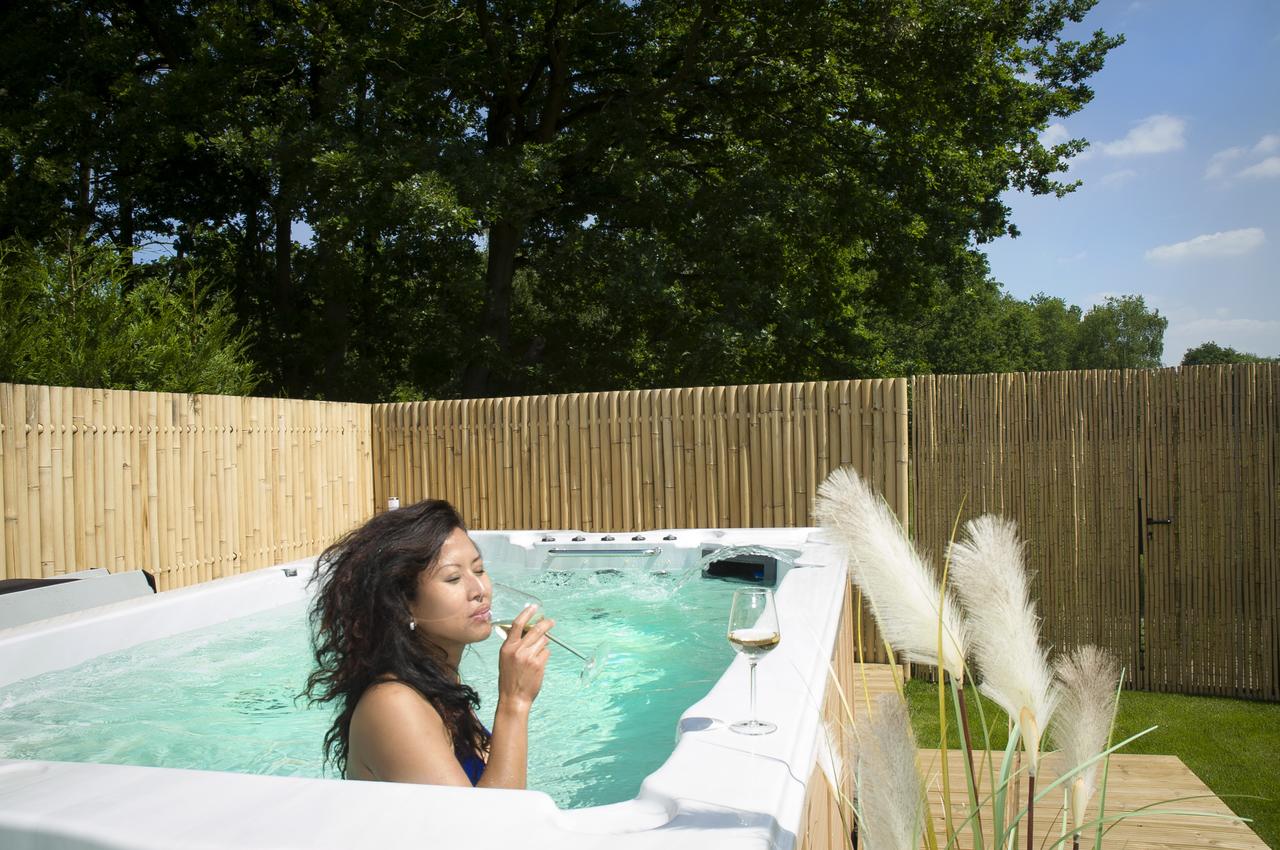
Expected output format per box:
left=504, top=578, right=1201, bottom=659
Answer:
left=496, top=604, right=553, bottom=712
left=480, top=604, right=552, bottom=790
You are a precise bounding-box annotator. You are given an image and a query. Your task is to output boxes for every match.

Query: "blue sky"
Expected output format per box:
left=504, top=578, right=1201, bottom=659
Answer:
left=983, top=0, right=1280, bottom=363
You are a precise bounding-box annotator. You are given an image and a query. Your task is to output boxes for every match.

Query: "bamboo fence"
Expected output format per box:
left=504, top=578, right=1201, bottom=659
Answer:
left=0, top=383, right=373, bottom=591
left=5, top=366, right=1275, bottom=701
left=912, top=366, right=1279, bottom=701
left=371, top=379, right=910, bottom=532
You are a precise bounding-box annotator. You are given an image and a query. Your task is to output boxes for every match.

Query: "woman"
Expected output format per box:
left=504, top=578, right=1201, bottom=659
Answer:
left=305, top=499, right=552, bottom=787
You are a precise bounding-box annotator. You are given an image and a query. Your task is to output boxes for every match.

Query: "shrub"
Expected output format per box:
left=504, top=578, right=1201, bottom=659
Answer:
left=0, top=237, right=258, bottom=395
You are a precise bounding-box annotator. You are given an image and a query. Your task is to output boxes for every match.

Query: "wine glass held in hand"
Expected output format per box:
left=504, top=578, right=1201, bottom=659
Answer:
left=727, top=587, right=780, bottom=735
left=489, top=581, right=607, bottom=684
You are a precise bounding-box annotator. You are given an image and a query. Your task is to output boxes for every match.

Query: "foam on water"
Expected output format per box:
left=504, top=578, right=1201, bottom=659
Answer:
left=0, top=559, right=746, bottom=809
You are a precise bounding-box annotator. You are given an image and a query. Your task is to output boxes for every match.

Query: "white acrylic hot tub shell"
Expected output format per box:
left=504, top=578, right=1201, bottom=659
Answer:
left=0, top=528, right=847, bottom=850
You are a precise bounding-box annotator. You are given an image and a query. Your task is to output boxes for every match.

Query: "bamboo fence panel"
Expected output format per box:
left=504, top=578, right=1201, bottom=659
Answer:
left=1138, top=364, right=1279, bottom=700
left=0, top=383, right=373, bottom=591
left=912, top=370, right=1143, bottom=686
left=370, top=379, right=909, bottom=533
left=913, top=366, right=1279, bottom=700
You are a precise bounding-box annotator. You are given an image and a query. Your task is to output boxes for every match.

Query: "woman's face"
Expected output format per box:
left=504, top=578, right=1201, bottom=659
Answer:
left=409, top=526, right=493, bottom=661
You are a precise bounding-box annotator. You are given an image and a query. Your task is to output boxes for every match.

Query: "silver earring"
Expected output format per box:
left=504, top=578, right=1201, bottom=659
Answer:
left=409, top=619, right=416, bottom=631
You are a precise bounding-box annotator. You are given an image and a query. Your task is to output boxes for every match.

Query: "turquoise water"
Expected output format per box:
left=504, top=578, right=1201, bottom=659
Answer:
left=0, top=559, right=740, bottom=809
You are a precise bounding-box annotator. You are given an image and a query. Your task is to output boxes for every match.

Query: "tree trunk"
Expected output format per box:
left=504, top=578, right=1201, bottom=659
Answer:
left=236, top=194, right=263, bottom=336
left=320, top=234, right=348, bottom=397
left=273, top=180, right=293, bottom=316
left=118, top=192, right=134, bottom=267
left=461, top=5, right=572, bottom=398
left=76, top=156, right=93, bottom=241
left=461, top=218, right=522, bottom=397
left=273, top=157, right=297, bottom=392
left=245, top=199, right=260, bottom=257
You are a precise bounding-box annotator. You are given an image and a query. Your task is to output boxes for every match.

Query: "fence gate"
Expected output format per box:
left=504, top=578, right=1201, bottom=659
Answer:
left=914, top=365, right=1279, bottom=701
left=1138, top=365, right=1278, bottom=699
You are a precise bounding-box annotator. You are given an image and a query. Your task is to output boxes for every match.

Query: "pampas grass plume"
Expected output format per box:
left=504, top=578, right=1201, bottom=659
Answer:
left=815, top=467, right=968, bottom=679
left=857, top=695, right=926, bottom=850
left=1053, top=646, right=1122, bottom=832
left=947, top=515, right=1058, bottom=775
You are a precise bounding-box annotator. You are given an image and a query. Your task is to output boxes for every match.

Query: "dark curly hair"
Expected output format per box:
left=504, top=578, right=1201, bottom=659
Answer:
left=304, top=499, right=490, bottom=777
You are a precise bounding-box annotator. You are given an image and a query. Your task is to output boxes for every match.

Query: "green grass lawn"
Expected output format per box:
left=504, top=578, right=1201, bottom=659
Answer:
left=902, top=680, right=1280, bottom=849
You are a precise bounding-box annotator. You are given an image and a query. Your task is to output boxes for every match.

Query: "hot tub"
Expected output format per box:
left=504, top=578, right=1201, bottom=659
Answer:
left=0, top=527, right=849, bottom=850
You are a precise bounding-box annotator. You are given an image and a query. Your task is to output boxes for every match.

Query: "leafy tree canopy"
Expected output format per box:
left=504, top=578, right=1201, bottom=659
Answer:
left=1181, top=341, right=1276, bottom=366
left=0, top=0, right=1123, bottom=399
left=1072, top=294, right=1167, bottom=369
left=874, top=287, right=1166, bottom=375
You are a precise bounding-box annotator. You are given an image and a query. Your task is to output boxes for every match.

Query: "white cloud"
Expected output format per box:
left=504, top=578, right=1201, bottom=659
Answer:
left=1254, top=134, right=1280, bottom=155
left=1041, top=123, right=1071, bottom=147
left=1100, top=114, right=1186, bottom=156
left=1205, top=133, right=1280, bottom=180
left=1238, top=156, right=1280, bottom=179
left=1205, top=147, right=1245, bottom=179
left=1179, top=315, right=1279, bottom=340
left=1144, top=227, right=1265, bottom=262
left=1098, top=169, right=1137, bottom=187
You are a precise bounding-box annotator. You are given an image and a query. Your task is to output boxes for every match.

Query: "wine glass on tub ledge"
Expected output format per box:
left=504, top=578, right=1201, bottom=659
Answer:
left=488, top=581, right=607, bottom=684
left=727, top=586, right=780, bottom=734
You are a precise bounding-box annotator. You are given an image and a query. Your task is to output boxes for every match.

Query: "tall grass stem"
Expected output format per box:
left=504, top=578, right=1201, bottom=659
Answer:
left=952, top=678, right=985, bottom=850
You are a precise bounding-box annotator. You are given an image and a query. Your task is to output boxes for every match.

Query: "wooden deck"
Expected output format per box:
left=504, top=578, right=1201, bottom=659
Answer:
left=845, top=665, right=1267, bottom=850
left=915, top=750, right=1265, bottom=850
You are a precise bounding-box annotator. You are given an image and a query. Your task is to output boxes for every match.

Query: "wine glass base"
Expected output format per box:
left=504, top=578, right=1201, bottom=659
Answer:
left=729, top=719, right=777, bottom=735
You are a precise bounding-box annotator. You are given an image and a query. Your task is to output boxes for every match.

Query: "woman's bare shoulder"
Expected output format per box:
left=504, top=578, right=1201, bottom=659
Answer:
left=349, top=680, right=467, bottom=784
left=354, top=679, right=443, bottom=728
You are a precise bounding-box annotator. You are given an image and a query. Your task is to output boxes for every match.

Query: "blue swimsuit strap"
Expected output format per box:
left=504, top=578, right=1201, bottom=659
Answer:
left=456, top=722, right=491, bottom=787
left=457, top=750, right=486, bottom=786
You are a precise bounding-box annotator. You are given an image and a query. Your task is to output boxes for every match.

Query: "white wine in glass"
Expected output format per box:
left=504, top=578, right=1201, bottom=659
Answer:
left=727, top=587, right=780, bottom=735
left=489, top=581, right=607, bottom=684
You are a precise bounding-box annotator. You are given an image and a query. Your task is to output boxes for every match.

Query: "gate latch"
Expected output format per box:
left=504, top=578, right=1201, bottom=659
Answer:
left=1145, top=516, right=1174, bottom=526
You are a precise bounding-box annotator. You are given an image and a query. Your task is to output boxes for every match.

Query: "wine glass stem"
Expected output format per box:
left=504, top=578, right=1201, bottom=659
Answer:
left=748, top=659, right=758, bottom=725
left=546, top=631, right=588, bottom=662
left=497, top=625, right=589, bottom=663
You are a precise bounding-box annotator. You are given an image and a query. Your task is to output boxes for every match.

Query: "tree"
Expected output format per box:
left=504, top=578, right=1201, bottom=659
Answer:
left=872, top=276, right=1030, bottom=375
left=426, top=0, right=1122, bottom=395
left=1, top=0, right=1123, bottom=399
left=0, top=238, right=258, bottom=394
left=1026, top=294, right=1082, bottom=371
left=1072, top=295, right=1166, bottom=369
left=868, top=286, right=1175, bottom=377
left=1181, top=341, right=1277, bottom=366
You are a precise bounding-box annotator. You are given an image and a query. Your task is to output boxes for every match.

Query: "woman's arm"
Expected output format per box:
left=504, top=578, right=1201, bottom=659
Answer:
left=477, top=605, right=554, bottom=789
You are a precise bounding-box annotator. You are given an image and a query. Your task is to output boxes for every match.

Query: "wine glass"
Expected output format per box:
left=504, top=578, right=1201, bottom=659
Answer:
left=727, top=587, right=780, bottom=734
left=488, top=581, right=607, bottom=684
